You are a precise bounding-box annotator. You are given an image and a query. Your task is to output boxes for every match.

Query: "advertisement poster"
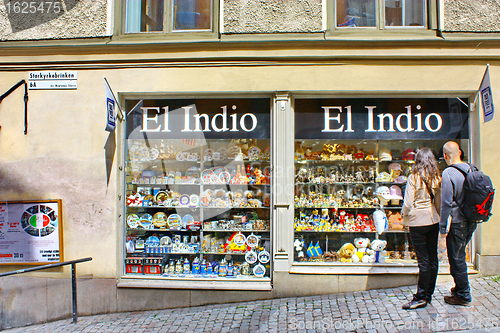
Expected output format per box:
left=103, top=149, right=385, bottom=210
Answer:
left=0, top=200, right=63, bottom=264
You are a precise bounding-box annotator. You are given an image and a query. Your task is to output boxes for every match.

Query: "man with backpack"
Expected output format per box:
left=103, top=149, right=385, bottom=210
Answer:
left=439, top=141, right=479, bottom=306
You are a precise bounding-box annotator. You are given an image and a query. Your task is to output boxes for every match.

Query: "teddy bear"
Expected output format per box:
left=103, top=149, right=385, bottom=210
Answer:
left=337, top=243, right=356, bottom=262
left=370, top=239, right=387, bottom=263
left=352, top=237, right=374, bottom=263
left=294, top=239, right=305, bottom=258
left=387, top=211, right=404, bottom=231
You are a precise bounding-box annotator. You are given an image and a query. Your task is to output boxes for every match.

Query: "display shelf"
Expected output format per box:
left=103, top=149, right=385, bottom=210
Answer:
left=202, top=229, right=270, bottom=233
left=201, top=252, right=248, bottom=255
left=125, top=136, right=272, bottom=280
left=294, top=205, right=379, bottom=209
left=294, top=230, right=408, bottom=233
left=127, top=228, right=200, bottom=232
left=295, top=159, right=377, bottom=164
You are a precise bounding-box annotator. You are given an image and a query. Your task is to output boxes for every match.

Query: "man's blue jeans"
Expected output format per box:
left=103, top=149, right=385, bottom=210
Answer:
left=446, top=221, right=477, bottom=302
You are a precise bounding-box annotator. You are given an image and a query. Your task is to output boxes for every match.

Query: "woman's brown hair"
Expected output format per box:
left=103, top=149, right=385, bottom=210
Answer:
left=412, top=147, right=441, bottom=187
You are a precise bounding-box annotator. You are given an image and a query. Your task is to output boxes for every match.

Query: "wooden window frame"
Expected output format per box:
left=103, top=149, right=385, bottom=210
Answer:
left=114, top=0, right=219, bottom=42
left=324, top=0, right=438, bottom=38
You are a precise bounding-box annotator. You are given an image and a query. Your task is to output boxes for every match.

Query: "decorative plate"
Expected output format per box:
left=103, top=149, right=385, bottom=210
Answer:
left=186, top=166, right=200, bottom=178
left=149, top=148, right=159, bottom=160
left=152, top=212, right=168, bottom=228
left=126, top=214, right=139, bottom=228
left=155, top=191, right=169, bottom=203
left=179, top=194, right=190, bottom=206
left=246, top=234, right=259, bottom=248
left=203, top=149, right=214, bottom=161
left=139, top=213, right=153, bottom=229
left=145, top=236, right=160, bottom=247
left=160, top=236, right=172, bottom=246
left=227, top=145, right=241, bottom=159
left=217, top=147, right=228, bottom=160
left=213, top=166, right=228, bottom=175
left=253, top=264, right=266, bottom=277
left=262, top=147, right=271, bottom=160
left=201, top=169, right=215, bottom=184
left=138, top=147, right=150, bottom=160
left=233, top=232, right=247, bottom=247
left=189, top=194, right=199, bottom=207
left=258, top=250, right=270, bottom=264
left=139, top=213, right=152, bottom=222
left=181, top=214, right=194, bottom=229
left=219, top=171, right=231, bottom=184
left=248, top=146, right=261, bottom=160
left=245, top=250, right=258, bottom=264
left=167, top=214, right=181, bottom=229
left=176, top=152, right=184, bottom=161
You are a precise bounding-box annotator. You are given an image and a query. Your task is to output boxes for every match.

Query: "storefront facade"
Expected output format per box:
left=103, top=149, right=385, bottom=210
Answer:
left=1, top=0, right=500, bottom=329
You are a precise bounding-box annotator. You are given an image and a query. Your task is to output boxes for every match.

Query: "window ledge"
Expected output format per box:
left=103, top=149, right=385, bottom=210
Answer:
left=290, top=262, right=478, bottom=275
left=117, top=275, right=272, bottom=290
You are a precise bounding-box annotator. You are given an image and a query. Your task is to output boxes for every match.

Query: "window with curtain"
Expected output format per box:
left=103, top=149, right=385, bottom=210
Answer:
left=335, top=0, right=427, bottom=29
left=125, top=0, right=212, bottom=34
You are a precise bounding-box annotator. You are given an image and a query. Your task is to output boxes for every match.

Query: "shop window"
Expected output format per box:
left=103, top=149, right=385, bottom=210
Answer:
left=293, top=97, right=470, bottom=265
left=335, top=0, right=428, bottom=30
left=125, top=0, right=213, bottom=34
left=124, top=98, right=272, bottom=281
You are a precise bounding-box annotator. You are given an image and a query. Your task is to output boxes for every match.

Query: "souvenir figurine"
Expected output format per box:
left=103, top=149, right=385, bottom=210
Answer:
left=174, top=259, right=183, bottom=274
left=201, top=258, right=207, bottom=275
left=219, top=259, right=227, bottom=277
left=192, top=257, right=200, bottom=274
left=183, top=257, right=190, bottom=274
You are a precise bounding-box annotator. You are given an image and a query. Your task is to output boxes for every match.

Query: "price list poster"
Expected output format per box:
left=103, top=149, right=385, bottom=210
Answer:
left=0, top=200, right=63, bottom=264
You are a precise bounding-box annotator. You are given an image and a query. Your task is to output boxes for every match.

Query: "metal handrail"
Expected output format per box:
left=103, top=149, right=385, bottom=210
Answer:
left=0, top=257, right=92, bottom=323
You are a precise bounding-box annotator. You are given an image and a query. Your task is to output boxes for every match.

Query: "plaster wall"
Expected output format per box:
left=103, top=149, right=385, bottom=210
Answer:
left=0, top=0, right=108, bottom=41
left=223, top=0, right=322, bottom=33
left=444, top=0, right=500, bottom=32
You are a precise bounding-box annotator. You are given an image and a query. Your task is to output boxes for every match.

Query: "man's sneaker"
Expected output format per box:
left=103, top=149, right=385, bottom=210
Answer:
left=450, top=287, right=457, bottom=296
left=402, top=299, right=427, bottom=310
left=444, top=295, right=471, bottom=306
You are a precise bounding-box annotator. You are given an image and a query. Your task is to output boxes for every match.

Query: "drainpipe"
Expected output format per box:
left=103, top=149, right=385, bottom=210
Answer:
left=436, top=0, right=444, bottom=39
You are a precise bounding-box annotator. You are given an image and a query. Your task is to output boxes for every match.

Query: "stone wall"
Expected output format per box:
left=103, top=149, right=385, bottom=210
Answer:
left=223, top=0, right=322, bottom=34
left=0, top=0, right=108, bottom=41
left=444, top=0, right=500, bottom=32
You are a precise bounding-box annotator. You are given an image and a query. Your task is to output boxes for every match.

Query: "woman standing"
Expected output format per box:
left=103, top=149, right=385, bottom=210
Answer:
left=401, top=147, right=442, bottom=309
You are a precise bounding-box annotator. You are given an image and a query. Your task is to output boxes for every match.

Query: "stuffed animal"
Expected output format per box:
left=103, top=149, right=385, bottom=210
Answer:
left=387, top=211, right=404, bottom=231
left=323, top=251, right=339, bottom=262
left=294, top=239, right=305, bottom=258
left=371, top=239, right=387, bottom=263
left=352, top=237, right=374, bottom=263
left=337, top=243, right=356, bottom=262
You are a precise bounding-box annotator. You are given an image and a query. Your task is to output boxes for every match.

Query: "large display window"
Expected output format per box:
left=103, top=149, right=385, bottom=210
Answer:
left=124, top=98, right=272, bottom=281
left=293, top=97, right=470, bottom=265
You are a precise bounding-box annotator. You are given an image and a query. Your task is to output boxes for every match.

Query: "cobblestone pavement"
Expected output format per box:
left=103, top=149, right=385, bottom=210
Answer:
left=4, top=276, right=500, bottom=332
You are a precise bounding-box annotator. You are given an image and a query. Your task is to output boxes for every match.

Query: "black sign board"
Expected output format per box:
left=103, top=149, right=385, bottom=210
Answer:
left=126, top=98, right=271, bottom=140
left=295, top=98, right=468, bottom=140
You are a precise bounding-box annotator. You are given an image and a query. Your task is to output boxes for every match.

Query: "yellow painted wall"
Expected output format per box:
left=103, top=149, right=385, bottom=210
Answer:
left=1, top=60, right=499, bottom=278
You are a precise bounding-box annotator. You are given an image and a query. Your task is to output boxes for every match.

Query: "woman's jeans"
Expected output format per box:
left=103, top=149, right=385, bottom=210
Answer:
left=409, top=223, right=439, bottom=302
left=446, top=221, right=477, bottom=302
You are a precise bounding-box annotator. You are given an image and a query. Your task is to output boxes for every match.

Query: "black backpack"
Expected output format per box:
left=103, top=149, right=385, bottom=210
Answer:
left=451, top=164, right=495, bottom=222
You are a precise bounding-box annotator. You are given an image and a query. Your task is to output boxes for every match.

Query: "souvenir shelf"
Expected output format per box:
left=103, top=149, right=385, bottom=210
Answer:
left=293, top=139, right=452, bottom=264
left=124, top=139, right=272, bottom=279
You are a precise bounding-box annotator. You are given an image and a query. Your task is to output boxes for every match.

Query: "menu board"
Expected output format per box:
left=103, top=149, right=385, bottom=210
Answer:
left=0, top=200, right=63, bottom=265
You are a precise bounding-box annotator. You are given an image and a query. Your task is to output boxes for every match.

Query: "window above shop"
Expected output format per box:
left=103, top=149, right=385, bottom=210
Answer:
left=120, top=0, right=217, bottom=38
left=326, top=0, right=437, bottom=37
